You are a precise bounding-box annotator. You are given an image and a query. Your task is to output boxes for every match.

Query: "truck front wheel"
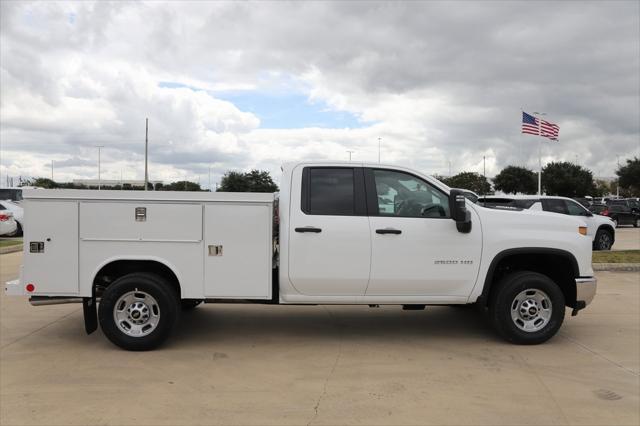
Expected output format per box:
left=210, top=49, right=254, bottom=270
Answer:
left=98, top=273, right=179, bottom=351
left=489, top=271, right=565, bottom=345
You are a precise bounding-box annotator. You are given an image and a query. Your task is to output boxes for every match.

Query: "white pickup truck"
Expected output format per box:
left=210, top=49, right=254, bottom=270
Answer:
left=5, top=162, right=597, bottom=350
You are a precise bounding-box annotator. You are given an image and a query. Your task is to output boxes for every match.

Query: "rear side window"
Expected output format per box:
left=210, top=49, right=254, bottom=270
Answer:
left=302, top=168, right=356, bottom=215
left=542, top=199, right=568, bottom=214
left=513, top=199, right=538, bottom=209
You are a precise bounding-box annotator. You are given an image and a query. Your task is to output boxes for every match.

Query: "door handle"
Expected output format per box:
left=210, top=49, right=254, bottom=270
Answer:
left=295, top=227, right=322, bottom=233
left=376, top=228, right=402, bottom=235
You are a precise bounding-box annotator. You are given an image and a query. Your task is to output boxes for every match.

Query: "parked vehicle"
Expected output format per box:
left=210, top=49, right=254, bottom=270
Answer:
left=478, top=195, right=616, bottom=250
left=0, top=200, right=24, bottom=236
left=6, top=162, right=597, bottom=350
left=607, top=198, right=640, bottom=214
left=0, top=188, right=23, bottom=202
left=0, top=209, right=18, bottom=236
left=457, top=189, right=480, bottom=204
left=599, top=204, right=640, bottom=228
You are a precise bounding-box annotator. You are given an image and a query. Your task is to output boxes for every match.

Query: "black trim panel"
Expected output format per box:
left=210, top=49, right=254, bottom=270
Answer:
left=479, top=247, right=580, bottom=304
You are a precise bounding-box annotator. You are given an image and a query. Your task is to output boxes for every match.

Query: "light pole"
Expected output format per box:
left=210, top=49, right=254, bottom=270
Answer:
left=95, top=145, right=104, bottom=190
left=346, top=150, right=355, bottom=162
left=533, top=111, right=547, bottom=195
left=51, top=160, right=54, bottom=181
left=144, top=118, right=149, bottom=191
left=616, top=155, right=620, bottom=198
left=378, top=137, right=381, bottom=163
left=208, top=166, right=212, bottom=192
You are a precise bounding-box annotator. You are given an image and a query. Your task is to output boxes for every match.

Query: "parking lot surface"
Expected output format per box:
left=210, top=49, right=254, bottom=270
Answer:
left=613, top=227, right=640, bottom=251
left=1, top=251, right=639, bottom=425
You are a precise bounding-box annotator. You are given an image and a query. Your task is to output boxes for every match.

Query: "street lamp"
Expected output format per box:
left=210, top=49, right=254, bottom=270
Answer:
left=346, top=150, right=355, bottom=162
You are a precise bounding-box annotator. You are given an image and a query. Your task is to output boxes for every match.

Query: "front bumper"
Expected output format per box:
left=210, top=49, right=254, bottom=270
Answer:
left=575, top=276, right=597, bottom=307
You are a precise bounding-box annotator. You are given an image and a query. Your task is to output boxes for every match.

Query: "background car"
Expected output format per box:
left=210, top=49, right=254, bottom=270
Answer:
left=0, top=188, right=23, bottom=202
left=0, top=200, right=24, bottom=236
left=598, top=204, right=640, bottom=228
left=478, top=195, right=616, bottom=250
left=0, top=209, right=18, bottom=236
left=607, top=198, right=640, bottom=213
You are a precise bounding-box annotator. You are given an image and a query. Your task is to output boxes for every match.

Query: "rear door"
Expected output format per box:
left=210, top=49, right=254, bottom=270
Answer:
left=288, top=166, right=371, bottom=296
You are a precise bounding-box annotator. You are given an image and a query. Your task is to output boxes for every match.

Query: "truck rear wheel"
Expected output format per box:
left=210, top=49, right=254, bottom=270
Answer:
left=98, top=273, right=179, bottom=351
left=489, top=271, right=565, bottom=345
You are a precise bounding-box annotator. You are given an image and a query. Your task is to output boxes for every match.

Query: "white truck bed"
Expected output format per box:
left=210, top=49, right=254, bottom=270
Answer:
left=19, top=189, right=275, bottom=300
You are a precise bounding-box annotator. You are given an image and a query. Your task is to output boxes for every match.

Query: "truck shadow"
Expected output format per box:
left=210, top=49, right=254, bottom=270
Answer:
left=170, top=304, right=502, bottom=347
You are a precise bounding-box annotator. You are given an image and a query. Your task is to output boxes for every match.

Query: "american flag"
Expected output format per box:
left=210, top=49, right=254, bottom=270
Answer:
left=522, top=111, right=559, bottom=141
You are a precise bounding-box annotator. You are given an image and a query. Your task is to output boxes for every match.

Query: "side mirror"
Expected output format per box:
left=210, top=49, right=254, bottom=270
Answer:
left=449, top=189, right=472, bottom=233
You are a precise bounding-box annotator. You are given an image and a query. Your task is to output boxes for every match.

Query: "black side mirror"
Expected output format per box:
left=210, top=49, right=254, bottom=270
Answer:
left=449, top=189, right=472, bottom=233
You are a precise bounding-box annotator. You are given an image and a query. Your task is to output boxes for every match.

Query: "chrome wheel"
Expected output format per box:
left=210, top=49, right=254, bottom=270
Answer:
left=113, top=290, right=161, bottom=337
left=510, top=289, right=552, bottom=332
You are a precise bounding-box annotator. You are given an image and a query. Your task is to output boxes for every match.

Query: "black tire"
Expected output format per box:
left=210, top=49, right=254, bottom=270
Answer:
left=181, top=299, right=203, bottom=310
left=489, top=271, right=565, bottom=345
left=634, top=218, right=639, bottom=228
left=594, top=229, right=613, bottom=251
left=98, top=273, right=179, bottom=351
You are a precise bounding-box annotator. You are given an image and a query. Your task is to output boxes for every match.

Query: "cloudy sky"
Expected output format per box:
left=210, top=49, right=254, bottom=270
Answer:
left=1, top=1, right=638, bottom=188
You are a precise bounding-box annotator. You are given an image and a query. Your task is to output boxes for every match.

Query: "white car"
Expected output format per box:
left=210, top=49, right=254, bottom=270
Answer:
left=0, top=200, right=24, bottom=236
left=479, top=195, right=616, bottom=250
left=0, top=209, right=18, bottom=236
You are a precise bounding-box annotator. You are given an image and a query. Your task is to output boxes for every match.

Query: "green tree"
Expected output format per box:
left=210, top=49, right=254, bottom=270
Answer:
left=542, top=162, right=595, bottom=197
left=163, top=181, right=202, bottom=191
left=616, top=157, right=640, bottom=196
left=442, top=172, right=491, bottom=195
left=493, top=166, right=537, bottom=194
left=594, top=179, right=614, bottom=197
left=21, top=177, right=58, bottom=188
left=218, top=169, right=278, bottom=192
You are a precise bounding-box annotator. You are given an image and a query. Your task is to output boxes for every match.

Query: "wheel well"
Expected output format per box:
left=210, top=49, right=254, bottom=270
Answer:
left=481, top=250, right=578, bottom=308
left=93, top=260, right=180, bottom=298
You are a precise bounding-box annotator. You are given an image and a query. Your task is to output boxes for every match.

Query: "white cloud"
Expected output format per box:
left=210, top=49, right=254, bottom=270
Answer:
left=1, top=1, right=638, bottom=187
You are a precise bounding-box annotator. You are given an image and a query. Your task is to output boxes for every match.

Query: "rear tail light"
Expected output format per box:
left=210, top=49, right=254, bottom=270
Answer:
left=0, top=213, right=10, bottom=222
left=601, top=209, right=609, bottom=216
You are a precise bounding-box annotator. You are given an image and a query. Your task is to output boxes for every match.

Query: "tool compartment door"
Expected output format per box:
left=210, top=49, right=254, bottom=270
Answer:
left=204, top=203, right=272, bottom=299
left=23, top=200, right=79, bottom=295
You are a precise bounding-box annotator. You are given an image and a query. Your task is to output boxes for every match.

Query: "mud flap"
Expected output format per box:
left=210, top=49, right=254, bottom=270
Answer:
left=83, top=297, right=97, bottom=334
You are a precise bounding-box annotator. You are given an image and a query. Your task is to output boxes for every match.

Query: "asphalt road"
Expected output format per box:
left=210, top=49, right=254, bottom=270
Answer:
left=1, top=251, right=638, bottom=425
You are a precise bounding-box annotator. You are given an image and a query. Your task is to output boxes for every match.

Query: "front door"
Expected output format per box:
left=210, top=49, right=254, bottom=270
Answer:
left=288, top=166, right=371, bottom=296
left=365, top=168, right=481, bottom=297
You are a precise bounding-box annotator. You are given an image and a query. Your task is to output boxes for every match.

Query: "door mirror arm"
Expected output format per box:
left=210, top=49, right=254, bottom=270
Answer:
left=449, top=189, right=472, bottom=233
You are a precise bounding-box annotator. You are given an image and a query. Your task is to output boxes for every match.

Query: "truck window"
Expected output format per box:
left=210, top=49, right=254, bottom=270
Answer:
left=542, top=199, right=569, bottom=214
left=565, top=200, right=589, bottom=216
left=372, top=169, right=449, bottom=218
left=306, top=168, right=356, bottom=215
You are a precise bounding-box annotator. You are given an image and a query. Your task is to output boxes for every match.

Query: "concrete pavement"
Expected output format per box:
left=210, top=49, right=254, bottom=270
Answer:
left=1, top=251, right=639, bottom=425
left=613, top=227, right=640, bottom=251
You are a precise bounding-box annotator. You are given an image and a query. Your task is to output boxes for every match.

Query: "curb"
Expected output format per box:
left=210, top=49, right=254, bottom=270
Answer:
left=593, top=263, right=640, bottom=272
left=0, top=244, right=23, bottom=255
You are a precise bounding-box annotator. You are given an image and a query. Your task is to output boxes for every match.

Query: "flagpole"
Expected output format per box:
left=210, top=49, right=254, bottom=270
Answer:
left=533, top=111, right=546, bottom=195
